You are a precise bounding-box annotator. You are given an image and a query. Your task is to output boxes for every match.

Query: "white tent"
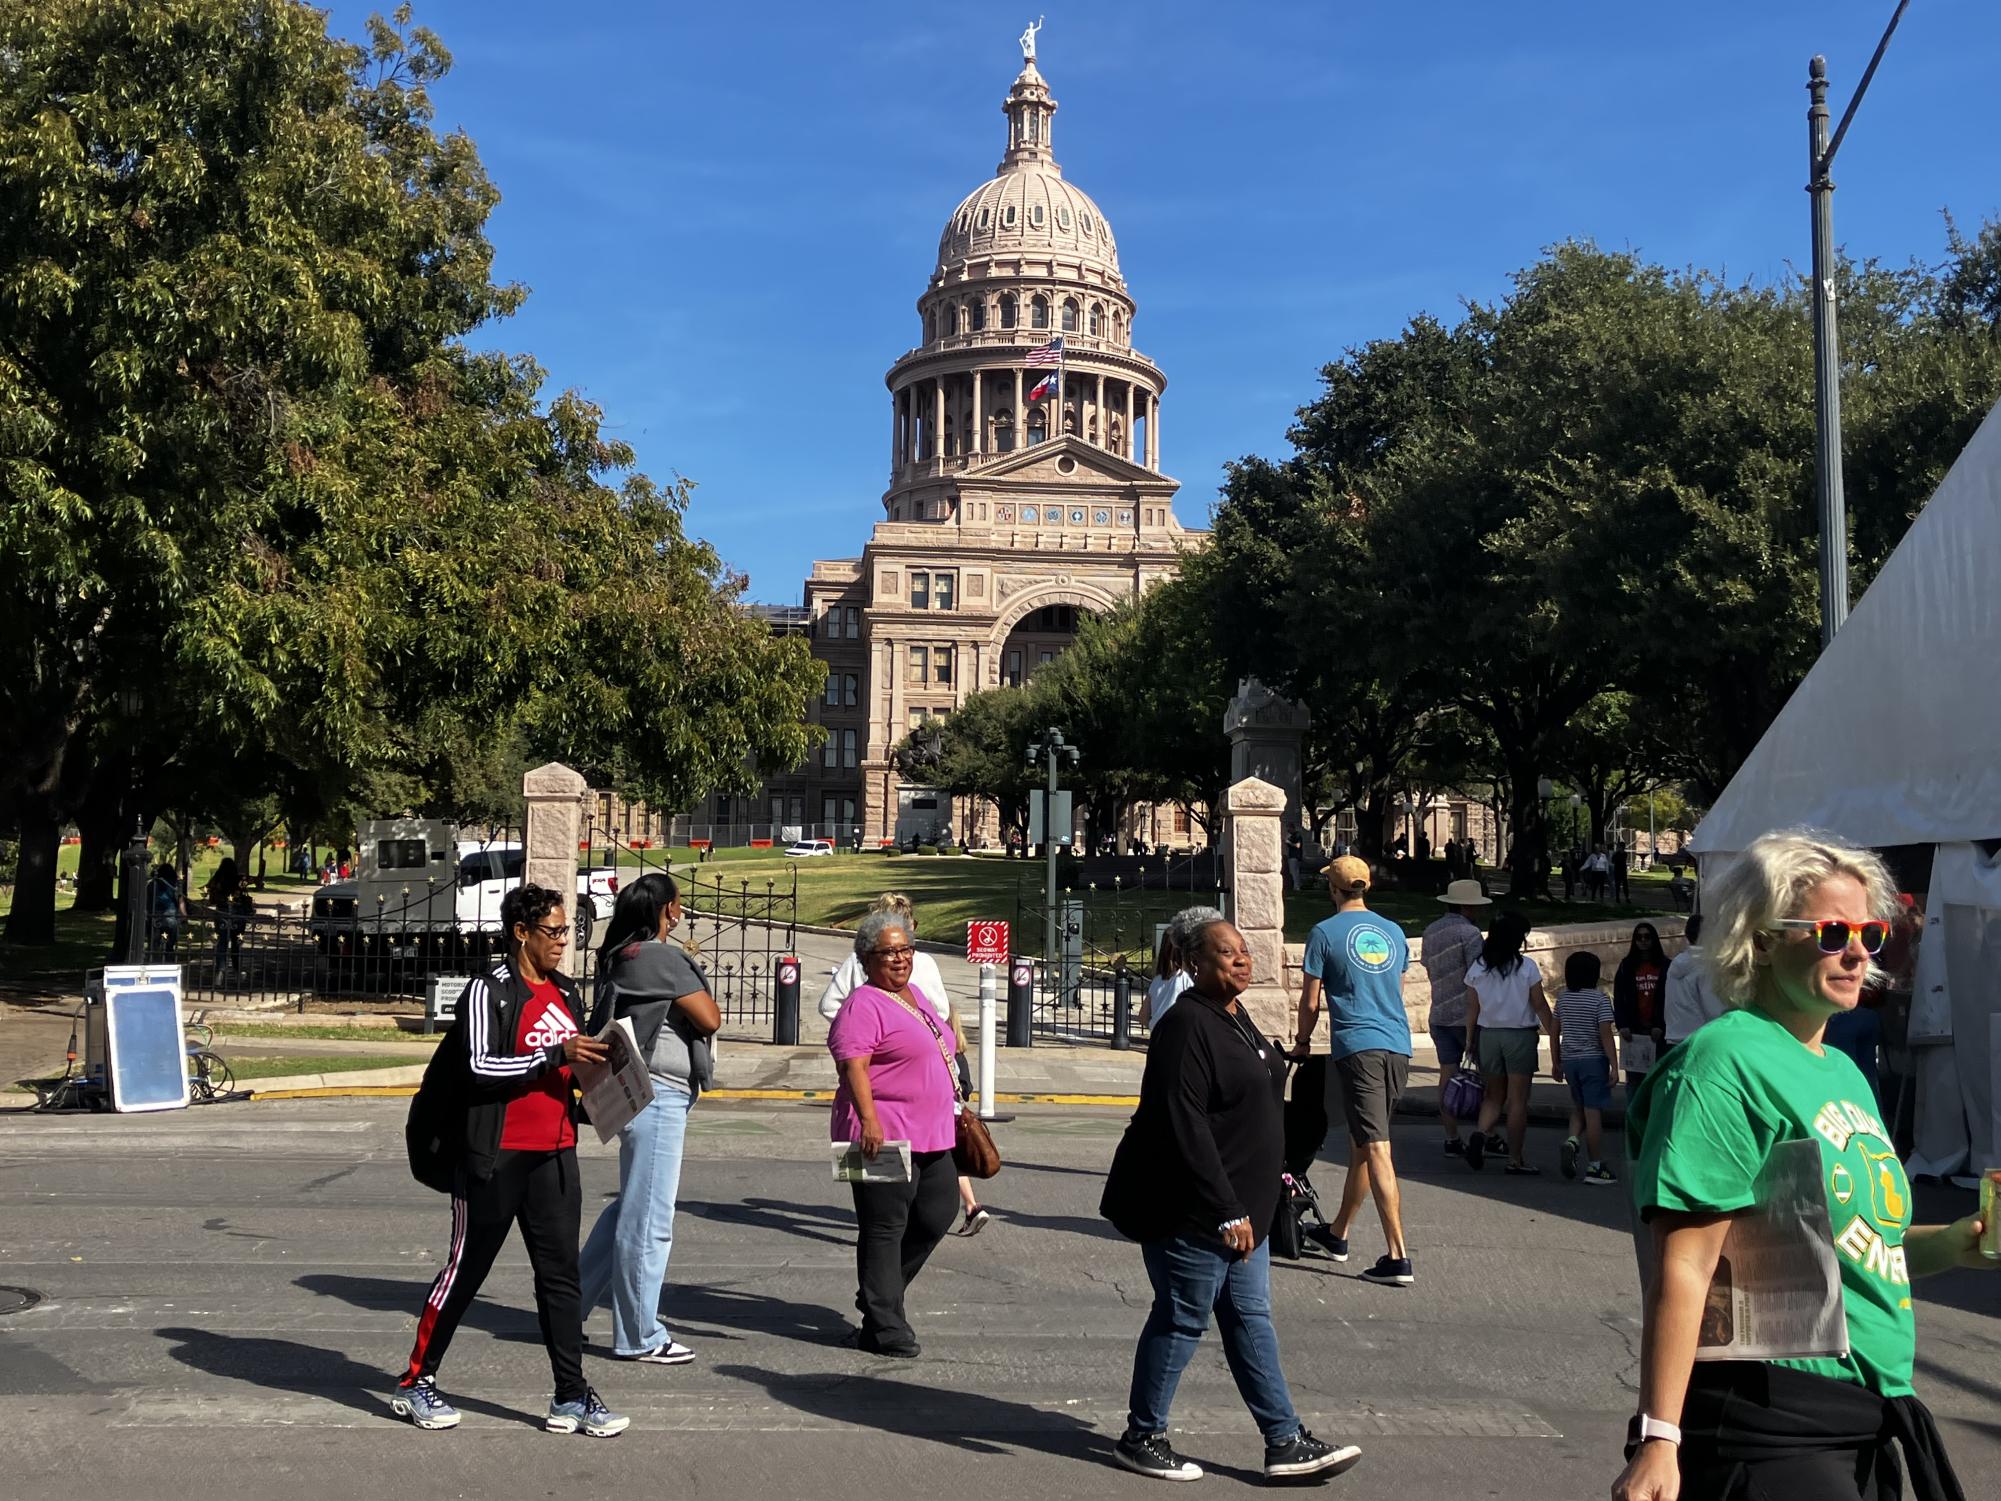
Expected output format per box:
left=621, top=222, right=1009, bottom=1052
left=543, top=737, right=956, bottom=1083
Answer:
left=1691, top=396, right=2001, bottom=1179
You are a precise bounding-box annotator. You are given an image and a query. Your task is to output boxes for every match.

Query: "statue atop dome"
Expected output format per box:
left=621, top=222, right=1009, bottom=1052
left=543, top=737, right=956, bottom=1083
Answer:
left=1018, top=16, right=1043, bottom=62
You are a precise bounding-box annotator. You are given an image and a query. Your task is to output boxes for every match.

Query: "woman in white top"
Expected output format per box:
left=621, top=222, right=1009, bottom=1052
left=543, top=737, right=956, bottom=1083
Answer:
left=818, top=893, right=990, bottom=1235
left=1461, top=911, right=1558, bottom=1175
left=1145, top=904, right=1226, bottom=1028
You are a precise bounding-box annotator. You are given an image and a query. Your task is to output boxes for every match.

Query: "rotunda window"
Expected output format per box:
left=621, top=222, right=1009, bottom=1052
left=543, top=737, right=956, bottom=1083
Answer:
left=1061, top=298, right=1079, bottom=333
left=1056, top=205, right=1072, bottom=231
left=1056, top=456, right=1077, bottom=475
left=1081, top=212, right=1093, bottom=235
left=1028, top=411, right=1047, bottom=446
left=958, top=210, right=970, bottom=235
left=977, top=206, right=991, bottom=230
left=999, top=294, right=1016, bottom=330
left=1002, top=204, right=1017, bottom=229
left=970, top=299, right=986, bottom=332
left=1089, top=303, right=1103, bottom=336
left=925, top=309, right=935, bottom=342
left=1030, top=295, right=1049, bottom=330
left=1030, top=203, right=1045, bottom=228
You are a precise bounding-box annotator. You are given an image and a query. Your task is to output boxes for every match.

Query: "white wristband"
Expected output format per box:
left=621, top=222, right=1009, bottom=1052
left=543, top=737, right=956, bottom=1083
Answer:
left=1637, top=1414, right=1681, bottom=1446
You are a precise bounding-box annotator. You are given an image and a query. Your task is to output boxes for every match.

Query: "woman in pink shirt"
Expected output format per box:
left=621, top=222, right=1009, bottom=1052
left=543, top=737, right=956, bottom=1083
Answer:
left=828, top=909, right=960, bottom=1357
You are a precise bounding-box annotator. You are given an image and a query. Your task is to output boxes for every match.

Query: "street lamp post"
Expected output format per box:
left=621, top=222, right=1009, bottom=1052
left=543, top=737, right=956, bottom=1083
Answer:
left=1025, top=728, right=1080, bottom=971
left=1806, top=1, right=1911, bottom=649
left=115, top=685, right=149, bottom=964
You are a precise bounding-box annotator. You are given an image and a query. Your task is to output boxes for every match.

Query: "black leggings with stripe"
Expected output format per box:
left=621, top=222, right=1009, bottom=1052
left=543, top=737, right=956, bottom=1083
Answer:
left=403, top=1148, right=586, bottom=1402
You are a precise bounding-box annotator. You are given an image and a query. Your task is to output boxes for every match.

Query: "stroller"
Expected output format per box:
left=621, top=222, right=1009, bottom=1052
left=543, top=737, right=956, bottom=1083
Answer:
left=1270, top=1055, right=1338, bottom=1259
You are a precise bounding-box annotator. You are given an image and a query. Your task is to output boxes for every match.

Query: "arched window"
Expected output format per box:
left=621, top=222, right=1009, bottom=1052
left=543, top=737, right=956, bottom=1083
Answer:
left=924, top=309, right=935, bottom=343
left=970, top=299, right=986, bottom=332
left=999, top=294, right=1016, bottom=330
left=994, top=412, right=1014, bottom=453
left=1061, top=298, right=1079, bottom=333
left=1028, top=410, right=1047, bottom=445
left=1031, top=295, right=1049, bottom=330
left=1113, top=311, right=1125, bottom=344
left=1062, top=405, right=1077, bottom=436
left=1088, top=303, right=1103, bottom=336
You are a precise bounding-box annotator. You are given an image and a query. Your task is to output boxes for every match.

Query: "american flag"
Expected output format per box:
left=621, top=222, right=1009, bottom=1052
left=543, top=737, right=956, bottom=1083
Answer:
left=1023, top=336, right=1064, bottom=367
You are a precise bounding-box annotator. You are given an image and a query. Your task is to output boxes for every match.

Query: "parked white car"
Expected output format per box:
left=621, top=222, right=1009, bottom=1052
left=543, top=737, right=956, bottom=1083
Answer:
left=783, top=839, right=836, bottom=859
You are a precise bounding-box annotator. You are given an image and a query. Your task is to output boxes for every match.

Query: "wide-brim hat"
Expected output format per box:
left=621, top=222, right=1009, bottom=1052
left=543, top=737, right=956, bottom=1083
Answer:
left=1438, top=879, right=1491, bottom=907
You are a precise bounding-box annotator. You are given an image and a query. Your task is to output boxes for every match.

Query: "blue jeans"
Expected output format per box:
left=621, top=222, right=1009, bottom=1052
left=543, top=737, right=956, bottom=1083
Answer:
left=1127, top=1234, right=1301, bottom=1445
left=578, top=1082, right=693, bottom=1355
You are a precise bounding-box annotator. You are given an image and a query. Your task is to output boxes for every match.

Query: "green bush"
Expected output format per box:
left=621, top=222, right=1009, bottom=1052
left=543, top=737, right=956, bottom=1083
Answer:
left=937, top=843, right=960, bottom=856
left=918, top=844, right=939, bottom=856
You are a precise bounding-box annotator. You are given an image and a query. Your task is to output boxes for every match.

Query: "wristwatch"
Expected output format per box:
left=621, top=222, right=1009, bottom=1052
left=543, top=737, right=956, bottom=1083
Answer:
left=1635, top=1414, right=1681, bottom=1446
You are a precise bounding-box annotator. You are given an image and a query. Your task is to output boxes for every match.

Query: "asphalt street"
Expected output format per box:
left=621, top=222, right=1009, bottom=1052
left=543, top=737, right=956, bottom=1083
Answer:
left=3, top=1100, right=1998, bottom=1501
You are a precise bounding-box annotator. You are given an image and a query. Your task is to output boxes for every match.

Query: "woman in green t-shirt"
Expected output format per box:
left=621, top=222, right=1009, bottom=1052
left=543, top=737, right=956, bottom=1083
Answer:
left=1614, top=831, right=1992, bottom=1501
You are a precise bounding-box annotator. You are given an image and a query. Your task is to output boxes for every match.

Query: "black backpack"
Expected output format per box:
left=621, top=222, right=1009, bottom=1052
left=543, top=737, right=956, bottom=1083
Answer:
left=405, top=1015, right=468, bottom=1194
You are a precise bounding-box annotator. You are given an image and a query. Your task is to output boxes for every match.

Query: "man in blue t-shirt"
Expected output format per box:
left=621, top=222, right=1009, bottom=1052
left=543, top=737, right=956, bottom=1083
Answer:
left=1290, top=856, right=1414, bottom=1286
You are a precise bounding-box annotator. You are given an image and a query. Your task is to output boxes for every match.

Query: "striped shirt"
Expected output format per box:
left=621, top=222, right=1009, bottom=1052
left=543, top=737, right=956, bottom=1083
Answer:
left=1555, top=986, right=1616, bottom=1060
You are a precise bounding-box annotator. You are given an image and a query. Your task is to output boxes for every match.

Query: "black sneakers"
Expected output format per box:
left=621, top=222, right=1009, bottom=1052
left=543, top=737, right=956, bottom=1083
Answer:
left=1264, top=1429, right=1363, bottom=1480
left=1114, top=1430, right=1203, bottom=1482
left=1303, top=1224, right=1350, bottom=1262
left=1358, top=1255, right=1415, bottom=1286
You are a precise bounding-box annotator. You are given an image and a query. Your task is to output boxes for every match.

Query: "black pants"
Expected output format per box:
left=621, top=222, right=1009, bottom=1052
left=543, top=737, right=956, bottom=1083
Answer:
left=850, top=1148, right=958, bottom=1349
left=403, top=1147, right=586, bottom=1402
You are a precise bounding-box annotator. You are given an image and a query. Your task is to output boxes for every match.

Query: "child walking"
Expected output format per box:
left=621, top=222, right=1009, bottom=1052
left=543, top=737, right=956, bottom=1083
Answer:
left=1550, top=951, right=1619, bottom=1185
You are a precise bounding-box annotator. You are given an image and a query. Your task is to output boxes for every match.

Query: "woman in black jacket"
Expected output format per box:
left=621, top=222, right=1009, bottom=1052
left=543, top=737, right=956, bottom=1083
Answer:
left=1101, top=918, right=1361, bottom=1486
left=1613, top=922, right=1670, bottom=1087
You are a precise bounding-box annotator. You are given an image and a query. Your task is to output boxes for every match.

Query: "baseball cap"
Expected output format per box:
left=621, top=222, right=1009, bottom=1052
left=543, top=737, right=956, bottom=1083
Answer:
left=1327, top=855, right=1372, bottom=894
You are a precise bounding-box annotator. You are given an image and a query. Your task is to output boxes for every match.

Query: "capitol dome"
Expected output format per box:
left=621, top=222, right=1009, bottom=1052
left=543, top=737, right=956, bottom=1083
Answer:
left=933, top=59, right=1123, bottom=288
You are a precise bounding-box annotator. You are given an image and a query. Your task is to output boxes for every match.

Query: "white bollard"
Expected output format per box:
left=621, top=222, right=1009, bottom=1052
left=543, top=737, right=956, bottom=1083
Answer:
left=978, top=963, right=999, bottom=1120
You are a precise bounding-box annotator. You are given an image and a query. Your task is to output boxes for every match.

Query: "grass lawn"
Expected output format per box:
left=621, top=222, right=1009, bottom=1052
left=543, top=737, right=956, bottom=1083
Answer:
left=227, top=1053, right=432, bottom=1081
left=213, top=1022, right=442, bottom=1043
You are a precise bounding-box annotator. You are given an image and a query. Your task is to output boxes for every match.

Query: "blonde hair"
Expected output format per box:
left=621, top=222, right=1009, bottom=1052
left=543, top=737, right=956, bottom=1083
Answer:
left=1701, top=830, right=1897, bottom=1008
left=871, top=891, right=916, bottom=935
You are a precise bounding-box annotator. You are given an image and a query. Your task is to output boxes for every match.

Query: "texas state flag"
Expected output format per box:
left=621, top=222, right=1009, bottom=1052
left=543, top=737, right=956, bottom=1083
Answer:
left=1027, top=371, right=1059, bottom=402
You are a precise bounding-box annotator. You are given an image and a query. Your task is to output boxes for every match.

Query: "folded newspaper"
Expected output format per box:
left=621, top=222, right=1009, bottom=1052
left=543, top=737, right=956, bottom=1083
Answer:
left=832, top=1140, right=913, bottom=1184
left=1634, top=1137, right=1849, bottom=1362
left=573, top=1016, right=655, bottom=1145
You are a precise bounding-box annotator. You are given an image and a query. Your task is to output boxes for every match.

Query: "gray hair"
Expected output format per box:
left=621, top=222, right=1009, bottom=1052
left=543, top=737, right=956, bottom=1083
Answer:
left=854, top=908, right=913, bottom=959
left=1182, top=917, right=1239, bottom=963
left=1702, top=830, right=1897, bottom=1007
left=1168, top=905, right=1226, bottom=969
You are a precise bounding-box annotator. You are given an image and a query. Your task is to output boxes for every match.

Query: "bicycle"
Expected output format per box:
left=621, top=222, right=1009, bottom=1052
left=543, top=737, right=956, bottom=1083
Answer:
left=184, top=1021, right=236, bottom=1103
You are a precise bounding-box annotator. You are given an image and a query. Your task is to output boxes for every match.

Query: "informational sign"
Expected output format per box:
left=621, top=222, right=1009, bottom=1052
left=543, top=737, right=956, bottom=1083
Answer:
left=966, top=920, right=1010, bottom=966
left=1027, top=790, right=1074, bottom=848
left=426, top=975, right=471, bottom=1030
left=88, top=965, right=188, bottom=1114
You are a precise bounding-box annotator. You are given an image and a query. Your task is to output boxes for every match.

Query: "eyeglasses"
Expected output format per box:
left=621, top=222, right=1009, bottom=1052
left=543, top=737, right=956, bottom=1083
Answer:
left=1774, top=918, right=1888, bottom=955
left=530, top=923, right=572, bottom=940
left=870, top=946, right=916, bottom=960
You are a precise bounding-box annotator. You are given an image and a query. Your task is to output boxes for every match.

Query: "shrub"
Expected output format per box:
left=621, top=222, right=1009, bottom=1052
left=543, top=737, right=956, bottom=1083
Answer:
left=918, top=844, right=939, bottom=856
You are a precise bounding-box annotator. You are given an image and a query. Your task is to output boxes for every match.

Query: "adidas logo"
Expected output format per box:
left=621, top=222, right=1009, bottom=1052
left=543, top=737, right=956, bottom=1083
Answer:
left=524, top=1002, right=577, bottom=1050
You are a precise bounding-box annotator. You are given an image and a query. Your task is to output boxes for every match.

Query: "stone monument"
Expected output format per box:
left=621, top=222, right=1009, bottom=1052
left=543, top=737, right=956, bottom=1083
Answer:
left=1223, top=677, right=1312, bottom=844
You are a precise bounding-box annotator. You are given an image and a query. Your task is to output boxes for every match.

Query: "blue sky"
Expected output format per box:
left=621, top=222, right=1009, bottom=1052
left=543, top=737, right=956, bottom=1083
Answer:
left=322, top=1, right=1995, bottom=604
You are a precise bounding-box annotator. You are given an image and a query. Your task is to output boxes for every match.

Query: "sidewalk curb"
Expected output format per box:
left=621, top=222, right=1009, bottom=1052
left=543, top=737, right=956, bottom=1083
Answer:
left=245, top=1084, right=1145, bottom=1107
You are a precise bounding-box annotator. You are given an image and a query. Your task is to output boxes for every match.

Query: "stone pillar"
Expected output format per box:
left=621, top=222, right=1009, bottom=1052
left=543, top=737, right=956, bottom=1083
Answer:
left=890, top=389, right=899, bottom=473
left=1147, top=393, right=1159, bottom=468
left=1224, top=677, right=1313, bottom=843
left=1094, top=372, right=1105, bottom=446
left=1013, top=368, right=1023, bottom=438
left=932, top=379, right=945, bottom=459
left=1223, top=776, right=1290, bottom=1037
left=971, top=370, right=984, bottom=453
left=522, top=762, right=587, bottom=976
left=1124, top=381, right=1135, bottom=458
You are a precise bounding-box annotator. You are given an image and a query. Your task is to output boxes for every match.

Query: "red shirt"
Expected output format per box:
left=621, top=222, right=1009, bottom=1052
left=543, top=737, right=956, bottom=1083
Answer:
left=1631, top=961, right=1665, bottom=1030
left=498, top=980, right=578, bottom=1152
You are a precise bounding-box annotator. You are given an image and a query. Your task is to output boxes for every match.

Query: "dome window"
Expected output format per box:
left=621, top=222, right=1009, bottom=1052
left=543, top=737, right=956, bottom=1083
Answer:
left=1002, top=203, right=1017, bottom=229
left=999, top=294, right=1017, bottom=330
left=970, top=299, right=986, bottom=332
left=1030, top=203, right=1045, bottom=228
left=1061, top=298, right=1079, bottom=333
left=1080, top=212, right=1093, bottom=235
left=1056, top=206, right=1072, bottom=231
left=958, top=210, right=970, bottom=235
left=976, top=206, right=991, bottom=230
left=1030, top=295, right=1049, bottom=329
left=1089, top=303, right=1103, bottom=336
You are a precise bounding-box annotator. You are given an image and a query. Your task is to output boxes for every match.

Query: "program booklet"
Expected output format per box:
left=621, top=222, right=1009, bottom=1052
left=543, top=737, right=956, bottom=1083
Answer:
left=573, top=1016, right=655, bottom=1145
left=832, top=1140, right=913, bottom=1184
left=1634, top=1137, right=1849, bottom=1362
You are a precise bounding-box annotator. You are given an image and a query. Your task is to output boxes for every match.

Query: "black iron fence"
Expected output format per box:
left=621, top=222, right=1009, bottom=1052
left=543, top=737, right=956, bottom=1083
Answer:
left=1013, top=872, right=1228, bottom=1045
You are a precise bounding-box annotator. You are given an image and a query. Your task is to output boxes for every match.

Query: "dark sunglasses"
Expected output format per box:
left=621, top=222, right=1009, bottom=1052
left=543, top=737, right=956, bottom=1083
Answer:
left=1775, top=918, right=1887, bottom=955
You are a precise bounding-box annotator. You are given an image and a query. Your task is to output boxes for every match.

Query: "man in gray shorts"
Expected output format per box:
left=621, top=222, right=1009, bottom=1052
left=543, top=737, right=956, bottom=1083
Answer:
left=1290, top=858, right=1415, bottom=1287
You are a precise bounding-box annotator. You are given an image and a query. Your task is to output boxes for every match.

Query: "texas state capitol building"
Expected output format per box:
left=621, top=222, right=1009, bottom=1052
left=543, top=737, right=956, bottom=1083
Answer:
left=680, top=39, right=1206, bottom=848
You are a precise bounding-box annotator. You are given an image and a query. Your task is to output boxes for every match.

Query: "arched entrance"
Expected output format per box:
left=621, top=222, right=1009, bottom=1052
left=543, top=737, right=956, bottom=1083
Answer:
left=986, top=580, right=1124, bottom=689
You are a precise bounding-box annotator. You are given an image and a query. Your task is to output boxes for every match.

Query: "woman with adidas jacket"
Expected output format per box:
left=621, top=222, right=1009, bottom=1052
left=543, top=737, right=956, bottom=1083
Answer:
left=394, top=884, right=628, bottom=1438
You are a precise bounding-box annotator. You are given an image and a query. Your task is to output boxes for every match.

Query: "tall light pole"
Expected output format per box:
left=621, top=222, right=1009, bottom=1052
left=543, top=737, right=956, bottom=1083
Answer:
left=1807, top=1, right=1911, bottom=649
left=1025, top=727, right=1079, bottom=967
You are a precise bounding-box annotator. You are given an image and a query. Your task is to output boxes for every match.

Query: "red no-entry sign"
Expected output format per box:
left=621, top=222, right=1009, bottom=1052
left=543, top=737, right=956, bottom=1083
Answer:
left=966, top=920, right=1010, bottom=966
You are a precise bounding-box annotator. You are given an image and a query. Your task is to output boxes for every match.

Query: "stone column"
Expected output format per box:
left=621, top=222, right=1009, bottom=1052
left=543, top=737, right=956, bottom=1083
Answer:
left=971, top=370, right=984, bottom=454
left=1223, top=776, right=1290, bottom=1037
left=891, top=389, right=900, bottom=473
left=522, top=762, right=587, bottom=976
left=1013, top=368, right=1023, bottom=440
left=1094, top=372, right=1105, bottom=446
left=1146, top=393, right=1159, bottom=469
left=1124, top=381, right=1135, bottom=458
left=932, top=379, right=945, bottom=459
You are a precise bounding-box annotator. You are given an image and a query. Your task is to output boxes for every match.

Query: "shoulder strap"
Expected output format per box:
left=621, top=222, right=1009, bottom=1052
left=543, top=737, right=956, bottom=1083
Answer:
left=886, top=989, right=963, bottom=1101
